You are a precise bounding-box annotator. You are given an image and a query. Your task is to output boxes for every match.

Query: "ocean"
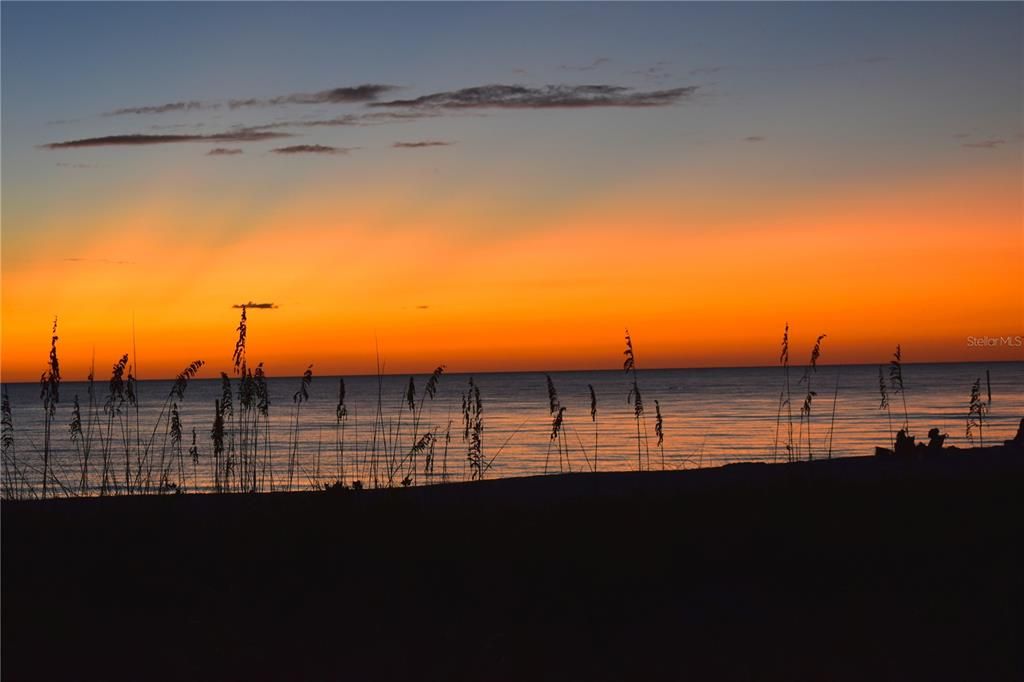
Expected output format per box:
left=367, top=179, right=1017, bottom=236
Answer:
left=3, top=362, right=1022, bottom=495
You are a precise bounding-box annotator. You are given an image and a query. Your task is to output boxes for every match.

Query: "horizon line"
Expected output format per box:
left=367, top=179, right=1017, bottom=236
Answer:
left=2, top=358, right=1020, bottom=386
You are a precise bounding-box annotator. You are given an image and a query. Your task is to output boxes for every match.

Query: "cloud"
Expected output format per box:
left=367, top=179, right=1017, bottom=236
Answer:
left=151, top=122, right=205, bottom=131
left=742, top=136, right=765, bottom=142
left=631, top=61, right=674, bottom=80
left=99, top=85, right=398, bottom=118
left=106, top=101, right=214, bottom=116
left=271, top=144, right=352, bottom=155
left=370, top=84, right=697, bottom=109
left=40, top=129, right=291, bottom=149
left=56, top=162, right=95, bottom=168
left=250, top=111, right=436, bottom=131
left=232, top=302, right=277, bottom=309
left=688, top=66, right=722, bottom=76
left=392, top=140, right=454, bottom=148
left=207, top=148, right=243, bottom=156
left=64, top=257, right=133, bottom=265
left=559, top=58, right=610, bottom=72
left=962, top=139, right=1005, bottom=149
left=229, top=84, right=398, bottom=109
left=416, top=305, right=430, bottom=309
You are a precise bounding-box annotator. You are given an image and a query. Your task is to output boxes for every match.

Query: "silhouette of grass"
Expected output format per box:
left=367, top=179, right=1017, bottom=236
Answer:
left=232, top=306, right=247, bottom=375
left=967, top=377, right=989, bottom=447
left=101, top=354, right=128, bottom=496
left=654, top=399, right=665, bottom=469
left=39, top=318, right=61, bottom=498
left=544, top=375, right=570, bottom=473
left=170, top=402, right=184, bottom=489
left=335, top=378, right=347, bottom=486
left=890, top=345, right=909, bottom=433
left=12, top=313, right=1020, bottom=499
left=463, top=378, right=484, bottom=480
left=774, top=323, right=794, bottom=462
left=623, top=329, right=650, bottom=471
left=288, top=365, right=314, bottom=490
left=2, top=387, right=20, bottom=498
left=878, top=366, right=894, bottom=450
left=588, top=383, right=598, bottom=472
left=211, top=399, right=225, bottom=492
left=826, top=371, right=840, bottom=459
left=798, top=334, right=826, bottom=460
left=150, top=360, right=204, bottom=492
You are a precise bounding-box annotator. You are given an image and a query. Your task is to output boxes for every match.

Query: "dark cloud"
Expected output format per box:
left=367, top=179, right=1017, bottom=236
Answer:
left=229, top=84, right=398, bottom=109
left=393, top=140, right=454, bottom=148
left=370, top=84, right=697, bottom=109
left=271, top=144, right=352, bottom=155
left=106, top=101, right=214, bottom=116
left=40, top=129, right=291, bottom=149
left=559, top=58, right=610, bottom=72
left=232, top=302, right=278, bottom=309
left=962, top=139, right=1005, bottom=149
left=100, top=85, right=397, bottom=117
left=207, top=148, right=243, bottom=156
left=742, top=136, right=765, bottom=143
left=250, top=111, right=436, bottom=131
left=57, top=162, right=95, bottom=168
left=416, top=305, right=430, bottom=310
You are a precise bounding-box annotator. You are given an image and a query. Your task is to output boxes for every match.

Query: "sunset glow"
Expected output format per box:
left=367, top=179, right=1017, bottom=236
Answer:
left=3, top=2, right=1021, bottom=380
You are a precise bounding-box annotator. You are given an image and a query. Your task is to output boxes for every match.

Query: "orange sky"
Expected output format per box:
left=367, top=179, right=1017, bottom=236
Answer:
left=3, top=162, right=1021, bottom=381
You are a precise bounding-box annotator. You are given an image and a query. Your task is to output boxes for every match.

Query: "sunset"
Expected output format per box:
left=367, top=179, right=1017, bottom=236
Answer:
left=3, top=3, right=1021, bottom=379
left=2, top=3, right=1022, bottom=680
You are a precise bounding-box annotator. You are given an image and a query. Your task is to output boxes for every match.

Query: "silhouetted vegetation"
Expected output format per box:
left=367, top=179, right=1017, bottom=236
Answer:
left=878, top=366, right=894, bottom=449
left=797, top=333, right=826, bottom=460
left=967, top=376, right=989, bottom=447
left=588, top=383, right=598, bottom=471
left=623, top=329, right=650, bottom=470
left=2, top=317, right=1021, bottom=501
left=39, top=318, right=61, bottom=498
left=774, top=323, right=795, bottom=462
left=463, top=377, right=484, bottom=480
left=890, top=344, right=910, bottom=433
left=544, top=375, right=570, bottom=474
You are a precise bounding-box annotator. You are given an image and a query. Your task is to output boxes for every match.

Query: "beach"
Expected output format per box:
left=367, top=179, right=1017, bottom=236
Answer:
left=3, top=447, right=1021, bottom=680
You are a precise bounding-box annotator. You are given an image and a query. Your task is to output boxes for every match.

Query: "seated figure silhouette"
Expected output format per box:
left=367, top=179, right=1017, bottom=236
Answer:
left=894, top=429, right=916, bottom=455
left=926, top=428, right=947, bottom=453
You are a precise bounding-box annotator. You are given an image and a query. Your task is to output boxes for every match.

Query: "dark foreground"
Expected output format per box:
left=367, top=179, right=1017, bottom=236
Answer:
left=4, top=450, right=1023, bottom=681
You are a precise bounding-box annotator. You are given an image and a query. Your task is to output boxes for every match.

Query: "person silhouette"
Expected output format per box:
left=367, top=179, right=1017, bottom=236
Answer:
left=926, top=428, right=947, bottom=452
left=894, top=429, right=916, bottom=455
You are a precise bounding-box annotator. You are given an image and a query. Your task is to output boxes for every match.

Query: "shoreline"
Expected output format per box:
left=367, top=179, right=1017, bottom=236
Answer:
left=4, top=449, right=1022, bottom=680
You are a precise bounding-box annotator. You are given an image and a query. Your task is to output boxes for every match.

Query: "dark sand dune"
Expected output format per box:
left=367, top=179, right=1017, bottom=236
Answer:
left=3, top=449, right=1022, bottom=681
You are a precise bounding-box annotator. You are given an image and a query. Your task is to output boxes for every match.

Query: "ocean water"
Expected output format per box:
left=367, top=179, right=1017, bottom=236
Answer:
left=2, top=362, right=1022, bottom=496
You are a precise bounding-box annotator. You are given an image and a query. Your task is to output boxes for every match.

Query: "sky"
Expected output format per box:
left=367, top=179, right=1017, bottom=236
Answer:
left=2, top=2, right=1022, bottom=381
